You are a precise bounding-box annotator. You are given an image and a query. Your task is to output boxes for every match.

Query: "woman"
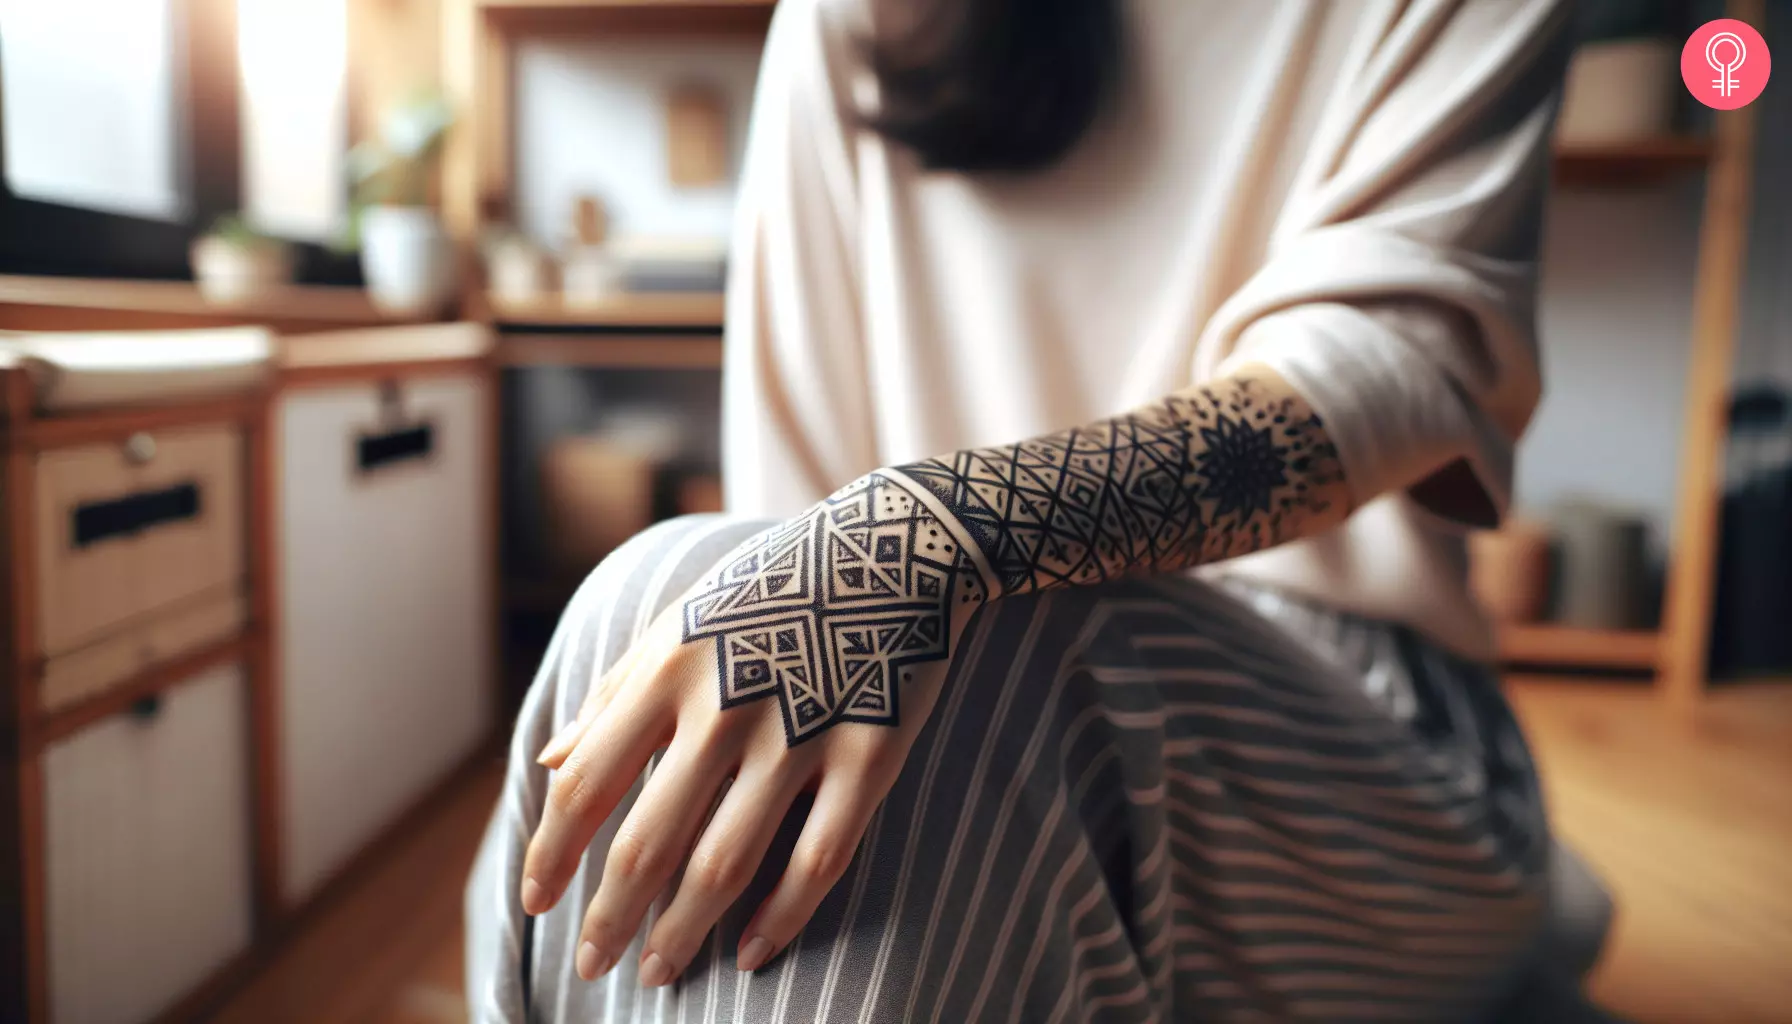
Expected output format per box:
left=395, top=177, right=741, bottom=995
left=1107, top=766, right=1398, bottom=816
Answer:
left=468, top=0, right=1613, bottom=1020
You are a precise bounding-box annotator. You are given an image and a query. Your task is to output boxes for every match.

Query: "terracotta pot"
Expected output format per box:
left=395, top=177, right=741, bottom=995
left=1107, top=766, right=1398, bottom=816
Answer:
left=1469, top=520, right=1553, bottom=624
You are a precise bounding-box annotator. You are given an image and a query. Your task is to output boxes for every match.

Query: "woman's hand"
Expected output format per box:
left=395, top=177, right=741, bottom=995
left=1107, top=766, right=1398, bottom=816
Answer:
left=524, top=474, right=987, bottom=987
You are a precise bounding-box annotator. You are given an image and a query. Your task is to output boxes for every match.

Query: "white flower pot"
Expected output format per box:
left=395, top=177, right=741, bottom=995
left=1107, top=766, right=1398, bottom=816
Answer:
left=190, top=237, right=291, bottom=306
left=487, top=239, right=551, bottom=306
left=360, top=206, right=456, bottom=316
left=561, top=245, right=622, bottom=309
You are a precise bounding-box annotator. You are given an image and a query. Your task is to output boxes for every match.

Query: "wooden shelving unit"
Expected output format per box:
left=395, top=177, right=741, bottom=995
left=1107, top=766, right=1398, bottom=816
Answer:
left=1552, top=137, right=1716, bottom=188
left=471, top=0, right=774, bottom=34
left=479, top=289, right=724, bottom=328
left=474, top=290, right=726, bottom=369
left=497, top=334, right=722, bottom=370
left=1499, top=624, right=1660, bottom=672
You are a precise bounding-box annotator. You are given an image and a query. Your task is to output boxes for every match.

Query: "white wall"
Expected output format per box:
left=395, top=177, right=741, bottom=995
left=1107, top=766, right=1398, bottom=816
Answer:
left=1518, top=182, right=1705, bottom=548
left=512, top=36, right=764, bottom=248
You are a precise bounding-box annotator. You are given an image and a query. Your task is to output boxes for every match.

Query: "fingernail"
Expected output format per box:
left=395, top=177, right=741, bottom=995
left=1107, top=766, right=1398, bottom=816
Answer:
left=521, top=877, right=550, bottom=916
left=577, top=941, right=613, bottom=980
left=639, top=952, right=672, bottom=987
left=738, top=936, right=773, bottom=972
left=537, top=722, right=578, bottom=764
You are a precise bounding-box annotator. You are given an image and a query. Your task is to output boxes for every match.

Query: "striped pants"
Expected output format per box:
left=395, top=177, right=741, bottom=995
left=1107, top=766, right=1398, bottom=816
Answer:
left=467, top=515, right=1555, bottom=1023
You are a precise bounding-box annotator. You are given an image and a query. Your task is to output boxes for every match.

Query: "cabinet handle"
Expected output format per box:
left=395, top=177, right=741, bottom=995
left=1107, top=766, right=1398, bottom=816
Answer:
left=71, top=482, right=202, bottom=548
left=128, top=694, right=163, bottom=722
left=123, top=432, right=157, bottom=465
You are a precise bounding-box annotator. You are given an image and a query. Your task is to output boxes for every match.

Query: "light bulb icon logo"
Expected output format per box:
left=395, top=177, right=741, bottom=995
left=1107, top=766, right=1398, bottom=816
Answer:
left=1683, top=19, right=1770, bottom=110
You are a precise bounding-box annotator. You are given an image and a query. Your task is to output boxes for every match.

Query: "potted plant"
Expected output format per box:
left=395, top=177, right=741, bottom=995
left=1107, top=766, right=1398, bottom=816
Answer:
left=190, top=214, right=292, bottom=305
left=347, top=92, right=457, bottom=315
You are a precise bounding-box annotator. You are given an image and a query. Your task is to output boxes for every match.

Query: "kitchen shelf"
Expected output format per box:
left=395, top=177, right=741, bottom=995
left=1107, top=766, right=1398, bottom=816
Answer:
left=1552, top=137, right=1716, bottom=189
left=479, top=290, right=725, bottom=330
left=1498, top=623, right=1661, bottom=671
left=0, top=275, right=428, bottom=335
left=498, top=333, right=722, bottom=370
left=474, top=0, right=774, bottom=33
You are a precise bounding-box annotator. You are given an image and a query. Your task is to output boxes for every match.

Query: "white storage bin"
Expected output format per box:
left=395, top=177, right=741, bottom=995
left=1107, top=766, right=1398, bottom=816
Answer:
left=276, top=368, right=493, bottom=902
left=41, top=664, right=253, bottom=1024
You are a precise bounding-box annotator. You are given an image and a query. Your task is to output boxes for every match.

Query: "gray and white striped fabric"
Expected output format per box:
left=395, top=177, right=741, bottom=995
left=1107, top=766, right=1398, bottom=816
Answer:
left=466, top=514, right=1550, bottom=1023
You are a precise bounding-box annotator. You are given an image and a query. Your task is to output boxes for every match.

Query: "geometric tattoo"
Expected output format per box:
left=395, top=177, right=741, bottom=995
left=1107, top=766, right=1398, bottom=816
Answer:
left=681, top=473, right=984, bottom=745
left=894, top=378, right=1344, bottom=596
left=683, top=375, right=1344, bottom=746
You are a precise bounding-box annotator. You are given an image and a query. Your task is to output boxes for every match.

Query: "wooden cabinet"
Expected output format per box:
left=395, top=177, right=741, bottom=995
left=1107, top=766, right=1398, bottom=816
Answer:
left=1, top=320, right=498, bottom=1024
left=0, top=338, right=272, bottom=1024
left=34, top=426, right=247, bottom=712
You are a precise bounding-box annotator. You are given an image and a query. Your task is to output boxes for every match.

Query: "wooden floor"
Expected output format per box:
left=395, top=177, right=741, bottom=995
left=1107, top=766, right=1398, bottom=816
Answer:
left=1506, top=677, right=1792, bottom=1024
left=204, top=681, right=1792, bottom=1024
left=206, top=756, right=505, bottom=1024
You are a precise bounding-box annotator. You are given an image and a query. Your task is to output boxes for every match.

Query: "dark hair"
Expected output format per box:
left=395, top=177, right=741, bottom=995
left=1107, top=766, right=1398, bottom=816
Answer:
left=865, top=0, right=1125, bottom=175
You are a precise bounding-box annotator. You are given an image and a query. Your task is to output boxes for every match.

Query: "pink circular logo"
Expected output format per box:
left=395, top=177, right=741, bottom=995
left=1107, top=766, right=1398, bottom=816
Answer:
left=1682, top=19, right=1770, bottom=110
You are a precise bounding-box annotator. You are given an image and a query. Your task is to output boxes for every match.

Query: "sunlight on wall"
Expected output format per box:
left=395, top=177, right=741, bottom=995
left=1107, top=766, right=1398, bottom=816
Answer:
left=0, top=0, right=184, bottom=219
left=238, top=0, right=348, bottom=241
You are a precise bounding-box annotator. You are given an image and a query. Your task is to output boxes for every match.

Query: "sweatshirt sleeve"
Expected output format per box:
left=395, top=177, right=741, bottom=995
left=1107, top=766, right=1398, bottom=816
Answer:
left=1198, top=0, right=1572, bottom=529
left=720, top=0, right=877, bottom=518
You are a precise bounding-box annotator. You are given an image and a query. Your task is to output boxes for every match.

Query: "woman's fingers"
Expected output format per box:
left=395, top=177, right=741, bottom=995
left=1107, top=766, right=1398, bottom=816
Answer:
left=637, top=766, right=804, bottom=986
left=538, top=641, right=646, bottom=767
left=522, top=692, right=669, bottom=916
left=735, top=768, right=884, bottom=972
left=576, top=733, right=747, bottom=981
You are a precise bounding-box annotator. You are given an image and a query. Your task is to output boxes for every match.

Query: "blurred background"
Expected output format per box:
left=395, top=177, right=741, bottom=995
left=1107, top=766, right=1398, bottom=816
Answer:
left=0, top=1, right=1787, bottom=1022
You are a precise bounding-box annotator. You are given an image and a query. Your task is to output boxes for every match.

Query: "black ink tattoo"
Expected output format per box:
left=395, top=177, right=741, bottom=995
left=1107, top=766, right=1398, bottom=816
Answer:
left=681, top=474, right=985, bottom=745
left=893, top=378, right=1344, bottom=597
left=683, top=377, right=1343, bottom=747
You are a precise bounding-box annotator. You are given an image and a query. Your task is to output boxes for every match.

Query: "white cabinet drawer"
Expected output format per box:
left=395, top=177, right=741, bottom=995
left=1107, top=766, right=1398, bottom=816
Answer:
left=35, top=426, right=245, bottom=659
left=277, top=374, right=492, bottom=902
left=42, top=664, right=253, bottom=1024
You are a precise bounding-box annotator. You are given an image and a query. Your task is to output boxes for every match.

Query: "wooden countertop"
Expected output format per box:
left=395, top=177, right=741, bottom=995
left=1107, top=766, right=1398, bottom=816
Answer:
left=0, top=275, right=431, bottom=335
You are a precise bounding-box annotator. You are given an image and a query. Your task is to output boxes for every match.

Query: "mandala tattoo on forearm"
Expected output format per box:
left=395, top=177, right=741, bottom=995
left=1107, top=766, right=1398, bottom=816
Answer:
left=681, top=474, right=985, bottom=745
left=892, top=377, right=1345, bottom=595
left=681, top=376, right=1343, bottom=746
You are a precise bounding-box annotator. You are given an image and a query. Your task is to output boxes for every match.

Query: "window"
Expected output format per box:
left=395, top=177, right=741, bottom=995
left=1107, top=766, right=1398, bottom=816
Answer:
left=0, top=0, right=186, bottom=220
left=0, top=0, right=355, bottom=280
left=238, top=0, right=348, bottom=242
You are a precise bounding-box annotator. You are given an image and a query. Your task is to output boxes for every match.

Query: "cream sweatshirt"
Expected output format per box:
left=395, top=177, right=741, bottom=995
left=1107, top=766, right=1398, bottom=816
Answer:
left=721, top=0, right=1569, bottom=659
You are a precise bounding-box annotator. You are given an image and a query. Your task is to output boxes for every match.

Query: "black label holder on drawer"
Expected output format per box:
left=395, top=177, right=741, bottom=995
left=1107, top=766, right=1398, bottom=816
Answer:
left=353, top=381, right=438, bottom=477
left=71, top=482, right=203, bottom=548
left=357, top=422, right=436, bottom=473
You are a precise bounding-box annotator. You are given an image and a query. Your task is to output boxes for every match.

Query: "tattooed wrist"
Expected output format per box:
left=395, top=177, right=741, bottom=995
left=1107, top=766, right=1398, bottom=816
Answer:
left=681, top=473, right=985, bottom=745
left=680, top=374, right=1343, bottom=746
left=892, top=374, right=1346, bottom=599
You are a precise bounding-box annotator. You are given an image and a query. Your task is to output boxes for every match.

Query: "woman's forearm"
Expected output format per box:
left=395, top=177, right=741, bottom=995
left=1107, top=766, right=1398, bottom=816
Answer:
left=888, top=365, right=1352, bottom=599
left=677, top=366, right=1349, bottom=742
